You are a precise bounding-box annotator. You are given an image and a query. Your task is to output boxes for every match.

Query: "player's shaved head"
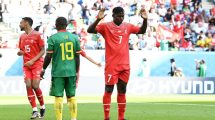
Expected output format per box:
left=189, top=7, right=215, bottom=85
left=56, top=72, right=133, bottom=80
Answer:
left=55, top=17, right=68, bottom=30
left=112, top=7, right=124, bottom=26
left=22, top=17, right=33, bottom=26
left=112, top=7, right=124, bottom=14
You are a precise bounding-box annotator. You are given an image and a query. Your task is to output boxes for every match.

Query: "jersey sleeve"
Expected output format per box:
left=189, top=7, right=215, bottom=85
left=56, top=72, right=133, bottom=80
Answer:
left=79, top=49, right=86, bottom=57
left=46, top=37, right=54, bottom=53
left=96, top=23, right=105, bottom=35
left=18, top=35, right=25, bottom=51
left=18, top=37, right=22, bottom=50
left=38, top=34, right=45, bottom=47
left=128, top=23, right=140, bottom=34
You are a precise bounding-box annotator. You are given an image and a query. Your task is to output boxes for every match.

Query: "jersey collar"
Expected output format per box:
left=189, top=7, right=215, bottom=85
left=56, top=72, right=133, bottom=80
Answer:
left=111, top=21, right=123, bottom=27
left=25, top=29, right=34, bottom=36
left=58, top=29, right=67, bottom=32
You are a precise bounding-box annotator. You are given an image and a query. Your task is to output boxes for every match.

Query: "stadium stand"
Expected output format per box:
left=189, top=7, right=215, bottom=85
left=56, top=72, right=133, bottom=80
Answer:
left=0, top=0, right=214, bottom=51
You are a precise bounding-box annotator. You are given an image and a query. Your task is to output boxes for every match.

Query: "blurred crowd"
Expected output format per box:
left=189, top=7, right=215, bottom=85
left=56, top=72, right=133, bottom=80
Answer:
left=0, top=0, right=215, bottom=51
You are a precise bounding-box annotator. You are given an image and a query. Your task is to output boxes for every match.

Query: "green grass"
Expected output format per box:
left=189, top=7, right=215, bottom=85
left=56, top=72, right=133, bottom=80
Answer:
left=0, top=95, right=215, bottom=120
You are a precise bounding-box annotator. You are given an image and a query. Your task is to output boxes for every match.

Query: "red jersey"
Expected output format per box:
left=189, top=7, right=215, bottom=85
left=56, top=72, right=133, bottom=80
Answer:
left=19, top=30, right=44, bottom=63
left=212, top=7, right=215, bottom=16
left=171, top=0, right=177, bottom=5
left=96, top=22, right=139, bottom=73
left=173, top=25, right=184, bottom=40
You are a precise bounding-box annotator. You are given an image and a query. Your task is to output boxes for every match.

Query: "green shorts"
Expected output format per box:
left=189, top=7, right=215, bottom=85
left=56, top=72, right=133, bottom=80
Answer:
left=50, top=77, right=76, bottom=97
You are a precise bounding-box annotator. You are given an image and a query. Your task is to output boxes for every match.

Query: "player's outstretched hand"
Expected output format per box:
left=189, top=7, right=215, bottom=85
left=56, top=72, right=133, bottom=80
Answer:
left=140, top=9, right=148, bottom=19
left=96, top=62, right=102, bottom=67
left=17, top=50, right=24, bottom=56
left=24, top=60, right=34, bottom=67
left=40, top=70, right=45, bottom=79
left=97, top=8, right=106, bottom=20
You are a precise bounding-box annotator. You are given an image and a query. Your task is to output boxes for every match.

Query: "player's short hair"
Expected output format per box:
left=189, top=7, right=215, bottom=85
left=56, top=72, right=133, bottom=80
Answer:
left=22, top=17, right=33, bottom=26
left=112, top=7, right=124, bottom=14
left=55, top=17, right=68, bottom=30
left=170, top=58, right=175, bottom=63
left=201, top=59, right=205, bottom=64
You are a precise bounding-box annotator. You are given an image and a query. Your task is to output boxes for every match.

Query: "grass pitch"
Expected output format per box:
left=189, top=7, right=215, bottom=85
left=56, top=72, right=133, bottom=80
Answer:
left=0, top=95, right=215, bottom=120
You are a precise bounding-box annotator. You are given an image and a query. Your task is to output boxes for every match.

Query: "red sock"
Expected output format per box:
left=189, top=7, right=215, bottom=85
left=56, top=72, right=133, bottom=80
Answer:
left=26, top=87, right=36, bottom=108
left=117, top=93, right=126, bottom=120
left=103, top=92, right=112, bottom=119
left=34, top=88, right=44, bottom=106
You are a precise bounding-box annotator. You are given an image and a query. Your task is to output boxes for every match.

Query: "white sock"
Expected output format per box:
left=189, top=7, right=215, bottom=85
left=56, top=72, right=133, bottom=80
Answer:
left=40, top=105, right=45, bottom=109
left=33, top=107, right=38, bottom=111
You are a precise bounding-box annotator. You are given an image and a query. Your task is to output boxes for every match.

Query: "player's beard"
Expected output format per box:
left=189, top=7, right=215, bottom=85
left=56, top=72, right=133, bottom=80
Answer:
left=20, top=26, right=24, bottom=31
left=20, top=27, right=24, bottom=31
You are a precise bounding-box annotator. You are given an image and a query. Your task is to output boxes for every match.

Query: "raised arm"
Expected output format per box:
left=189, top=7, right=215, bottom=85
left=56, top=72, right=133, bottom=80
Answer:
left=138, top=9, right=148, bottom=34
left=87, top=8, right=106, bottom=34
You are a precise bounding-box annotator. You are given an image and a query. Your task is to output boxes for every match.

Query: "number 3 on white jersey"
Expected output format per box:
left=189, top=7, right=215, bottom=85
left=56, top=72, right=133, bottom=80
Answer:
left=119, top=36, right=122, bottom=44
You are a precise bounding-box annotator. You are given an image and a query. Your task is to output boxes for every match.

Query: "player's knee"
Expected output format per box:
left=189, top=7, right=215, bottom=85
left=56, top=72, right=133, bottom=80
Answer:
left=118, top=86, right=126, bottom=94
left=67, top=95, right=75, bottom=99
left=25, top=80, right=31, bottom=88
left=25, top=83, right=31, bottom=88
left=105, top=85, right=114, bottom=93
left=26, top=85, right=31, bottom=89
left=117, top=81, right=127, bottom=94
left=32, top=84, right=39, bottom=89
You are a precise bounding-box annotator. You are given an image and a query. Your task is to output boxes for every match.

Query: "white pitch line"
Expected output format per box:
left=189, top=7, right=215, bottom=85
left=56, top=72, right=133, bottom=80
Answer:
left=148, top=102, right=215, bottom=107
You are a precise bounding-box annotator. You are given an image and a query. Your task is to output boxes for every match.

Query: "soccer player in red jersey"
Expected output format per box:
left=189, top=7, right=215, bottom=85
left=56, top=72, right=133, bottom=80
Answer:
left=17, top=17, right=45, bottom=119
left=87, top=7, right=148, bottom=120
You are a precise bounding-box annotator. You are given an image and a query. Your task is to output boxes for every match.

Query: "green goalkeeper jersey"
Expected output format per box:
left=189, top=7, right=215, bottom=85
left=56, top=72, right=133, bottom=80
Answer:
left=47, top=31, right=81, bottom=77
left=198, top=64, right=206, bottom=77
